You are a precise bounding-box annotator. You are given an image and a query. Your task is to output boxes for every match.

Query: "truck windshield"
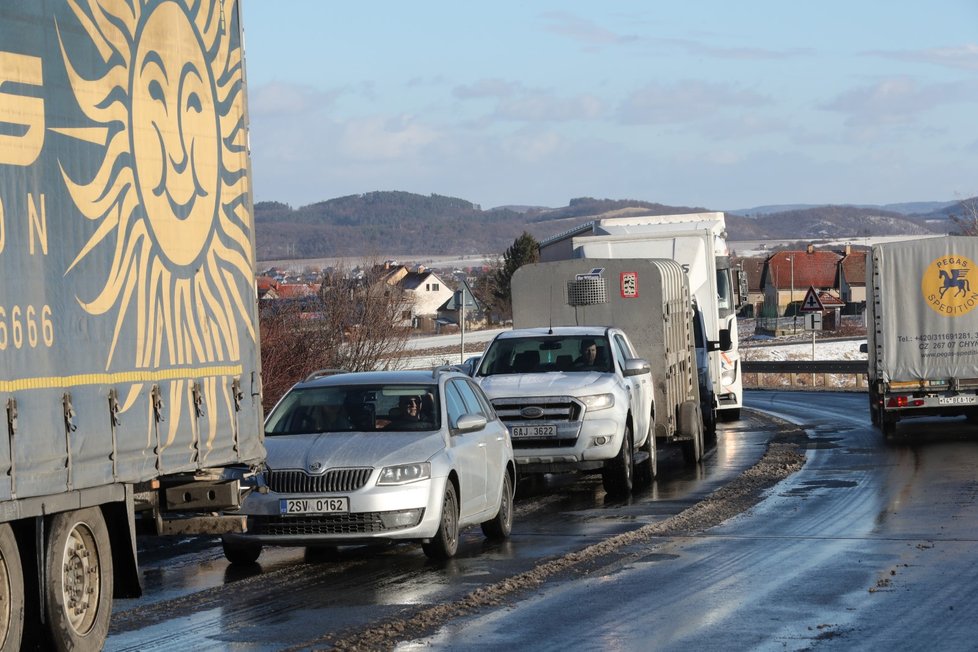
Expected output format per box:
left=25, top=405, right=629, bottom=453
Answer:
left=477, top=335, right=613, bottom=375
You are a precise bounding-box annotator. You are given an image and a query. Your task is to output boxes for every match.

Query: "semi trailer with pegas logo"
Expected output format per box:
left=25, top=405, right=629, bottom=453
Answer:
left=865, top=236, right=978, bottom=437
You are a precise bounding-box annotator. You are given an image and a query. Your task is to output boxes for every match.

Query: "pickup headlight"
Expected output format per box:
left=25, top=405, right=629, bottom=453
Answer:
left=580, top=393, right=615, bottom=411
left=377, top=462, right=431, bottom=485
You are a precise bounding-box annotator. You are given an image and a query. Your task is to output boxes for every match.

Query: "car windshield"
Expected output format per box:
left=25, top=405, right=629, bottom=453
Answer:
left=264, top=384, right=440, bottom=435
left=476, top=335, right=613, bottom=375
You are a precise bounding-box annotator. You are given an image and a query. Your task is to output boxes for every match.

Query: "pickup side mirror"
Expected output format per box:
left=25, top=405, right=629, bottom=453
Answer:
left=454, top=413, right=487, bottom=434
left=623, top=357, right=651, bottom=377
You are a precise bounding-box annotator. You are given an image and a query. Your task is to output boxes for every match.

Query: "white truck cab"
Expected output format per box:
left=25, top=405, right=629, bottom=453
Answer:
left=474, top=326, right=653, bottom=496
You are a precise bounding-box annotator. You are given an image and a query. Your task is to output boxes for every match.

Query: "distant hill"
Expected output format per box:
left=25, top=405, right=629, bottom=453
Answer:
left=724, top=206, right=942, bottom=241
left=253, top=192, right=961, bottom=262
left=729, top=201, right=956, bottom=217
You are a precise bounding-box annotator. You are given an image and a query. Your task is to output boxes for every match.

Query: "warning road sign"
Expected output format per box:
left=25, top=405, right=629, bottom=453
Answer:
left=800, top=285, right=824, bottom=312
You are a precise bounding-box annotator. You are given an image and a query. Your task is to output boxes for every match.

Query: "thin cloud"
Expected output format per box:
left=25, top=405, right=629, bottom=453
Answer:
left=454, top=79, right=605, bottom=122
left=821, top=76, right=975, bottom=127
left=249, top=81, right=343, bottom=115
left=539, top=11, right=639, bottom=48
left=866, top=43, right=978, bottom=72
left=618, top=80, right=769, bottom=125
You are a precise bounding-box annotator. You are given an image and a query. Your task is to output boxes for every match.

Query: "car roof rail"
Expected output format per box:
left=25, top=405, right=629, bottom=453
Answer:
left=304, top=368, right=350, bottom=382
left=431, top=365, right=459, bottom=378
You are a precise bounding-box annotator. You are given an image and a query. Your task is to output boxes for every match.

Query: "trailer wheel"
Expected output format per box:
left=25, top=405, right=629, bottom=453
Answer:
left=679, top=401, right=704, bottom=465
left=603, top=424, right=634, bottom=497
left=44, top=508, right=113, bottom=652
left=880, top=412, right=898, bottom=441
left=0, top=523, right=23, bottom=652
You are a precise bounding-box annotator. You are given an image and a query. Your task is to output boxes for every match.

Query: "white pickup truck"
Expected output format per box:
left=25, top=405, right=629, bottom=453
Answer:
left=473, top=326, right=653, bottom=496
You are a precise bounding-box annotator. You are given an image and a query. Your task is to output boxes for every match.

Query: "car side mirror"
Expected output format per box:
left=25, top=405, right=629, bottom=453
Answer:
left=454, top=413, right=487, bottom=434
left=623, top=357, right=651, bottom=377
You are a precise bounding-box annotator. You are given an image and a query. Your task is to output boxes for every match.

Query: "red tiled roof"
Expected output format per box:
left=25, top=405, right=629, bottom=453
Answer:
left=767, top=250, right=841, bottom=290
left=840, top=251, right=867, bottom=287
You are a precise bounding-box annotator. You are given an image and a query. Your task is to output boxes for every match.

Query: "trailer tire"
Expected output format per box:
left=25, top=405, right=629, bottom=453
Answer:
left=602, top=423, right=634, bottom=497
left=44, top=508, right=113, bottom=652
left=0, top=523, right=23, bottom=652
left=679, top=401, right=704, bottom=465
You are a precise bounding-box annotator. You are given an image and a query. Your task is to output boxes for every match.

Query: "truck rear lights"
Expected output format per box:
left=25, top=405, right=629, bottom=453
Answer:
left=886, top=396, right=925, bottom=408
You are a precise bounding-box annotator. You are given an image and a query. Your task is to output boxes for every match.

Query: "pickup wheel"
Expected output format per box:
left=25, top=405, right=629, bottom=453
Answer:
left=602, top=424, right=634, bottom=497
left=635, top=426, right=657, bottom=487
left=423, top=482, right=459, bottom=559
left=44, top=507, right=113, bottom=652
left=481, top=472, right=514, bottom=540
left=222, top=538, right=263, bottom=565
left=0, top=523, right=23, bottom=652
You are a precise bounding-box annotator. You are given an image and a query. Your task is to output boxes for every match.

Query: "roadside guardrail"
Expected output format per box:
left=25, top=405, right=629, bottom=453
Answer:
left=742, top=360, right=867, bottom=390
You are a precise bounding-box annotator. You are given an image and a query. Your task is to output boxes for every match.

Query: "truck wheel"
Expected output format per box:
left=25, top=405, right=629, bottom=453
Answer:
left=44, top=507, right=113, bottom=652
left=602, top=424, right=634, bottom=497
left=222, top=538, right=263, bottom=565
left=635, top=426, right=657, bottom=487
left=881, top=413, right=898, bottom=441
left=719, top=408, right=741, bottom=422
left=423, top=482, right=459, bottom=559
left=0, top=523, right=23, bottom=652
left=481, top=472, right=513, bottom=540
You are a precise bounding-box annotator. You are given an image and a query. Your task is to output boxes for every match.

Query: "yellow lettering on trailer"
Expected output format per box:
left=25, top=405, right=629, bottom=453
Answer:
left=27, top=193, right=46, bottom=256
left=0, top=52, right=44, bottom=166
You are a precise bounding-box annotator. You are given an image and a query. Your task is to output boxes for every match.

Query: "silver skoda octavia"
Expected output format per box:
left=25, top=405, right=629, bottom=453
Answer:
left=222, top=368, right=515, bottom=563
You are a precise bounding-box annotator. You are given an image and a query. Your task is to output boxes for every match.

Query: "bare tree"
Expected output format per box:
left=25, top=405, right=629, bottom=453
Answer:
left=949, top=197, right=978, bottom=236
left=258, top=262, right=414, bottom=411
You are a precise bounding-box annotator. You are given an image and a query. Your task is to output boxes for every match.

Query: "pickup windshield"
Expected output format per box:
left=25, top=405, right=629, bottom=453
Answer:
left=476, top=335, right=613, bottom=375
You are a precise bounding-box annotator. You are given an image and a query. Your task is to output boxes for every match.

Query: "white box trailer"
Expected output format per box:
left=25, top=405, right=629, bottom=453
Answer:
left=866, top=236, right=978, bottom=437
left=511, top=258, right=710, bottom=462
left=540, top=212, right=744, bottom=420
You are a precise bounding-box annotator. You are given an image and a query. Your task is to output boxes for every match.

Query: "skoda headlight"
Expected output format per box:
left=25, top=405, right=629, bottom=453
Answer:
left=580, top=393, right=615, bottom=411
left=377, top=462, right=431, bottom=485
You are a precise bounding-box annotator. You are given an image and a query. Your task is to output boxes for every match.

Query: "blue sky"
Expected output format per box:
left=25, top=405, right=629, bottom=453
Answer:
left=240, top=1, right=978, bottom=212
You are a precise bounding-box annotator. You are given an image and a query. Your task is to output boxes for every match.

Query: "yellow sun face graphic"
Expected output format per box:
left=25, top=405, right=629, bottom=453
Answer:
left=57, top=0, right=256, bottom=457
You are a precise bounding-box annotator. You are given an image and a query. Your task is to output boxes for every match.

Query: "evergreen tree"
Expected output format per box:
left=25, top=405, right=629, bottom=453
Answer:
left=492, top=232, right=540, bottom=318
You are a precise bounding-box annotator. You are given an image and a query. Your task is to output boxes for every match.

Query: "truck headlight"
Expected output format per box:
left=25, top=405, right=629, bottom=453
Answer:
left=377, top=462, right=431, bottom=485
left=721, top=367, right=738, bottom=384
left=580, top=393, right=615, bottom=411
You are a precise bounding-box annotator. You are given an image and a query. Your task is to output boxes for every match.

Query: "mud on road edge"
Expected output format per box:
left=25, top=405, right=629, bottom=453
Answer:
left=303, top=415, right=808, bottom=652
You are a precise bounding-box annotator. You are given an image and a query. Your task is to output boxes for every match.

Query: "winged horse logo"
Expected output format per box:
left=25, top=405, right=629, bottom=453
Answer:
left=939, top=267, right=971, bottom=298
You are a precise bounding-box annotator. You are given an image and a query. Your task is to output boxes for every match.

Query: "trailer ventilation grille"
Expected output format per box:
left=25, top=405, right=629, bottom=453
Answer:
left=567, top=277, right=607, bottom=306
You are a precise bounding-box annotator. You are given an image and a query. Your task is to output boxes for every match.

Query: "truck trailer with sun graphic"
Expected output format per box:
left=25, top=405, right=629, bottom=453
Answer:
left=865, top=237, right=978, bottom=439
left=0, top=1, right=265, bottom=648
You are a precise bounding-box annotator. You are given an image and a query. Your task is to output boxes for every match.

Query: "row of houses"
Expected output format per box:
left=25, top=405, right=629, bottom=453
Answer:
left=737, top=243, right=866, bottom=318
left=257, top=261, right=480, bottom=332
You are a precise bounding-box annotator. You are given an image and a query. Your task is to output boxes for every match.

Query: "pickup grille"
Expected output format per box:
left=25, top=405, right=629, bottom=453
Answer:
left=490, top=396, right=583, bottom=422
left=490, top=396, right=583, bottom=449
left=267, top=467, right=372, bottom=494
